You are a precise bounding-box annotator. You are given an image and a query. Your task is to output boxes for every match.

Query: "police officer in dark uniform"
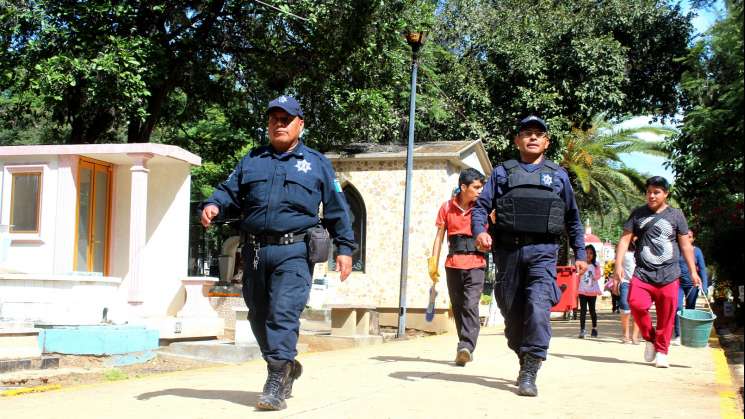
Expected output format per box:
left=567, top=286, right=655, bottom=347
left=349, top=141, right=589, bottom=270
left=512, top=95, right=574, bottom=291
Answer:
left=200, top=95, right=356, bottom=410
left=472, top=116, right=587, bottom=397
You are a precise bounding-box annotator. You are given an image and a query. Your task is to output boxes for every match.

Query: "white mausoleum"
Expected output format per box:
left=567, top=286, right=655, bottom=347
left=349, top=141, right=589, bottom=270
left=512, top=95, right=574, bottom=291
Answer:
left=0, top=144, right=222, bottom=338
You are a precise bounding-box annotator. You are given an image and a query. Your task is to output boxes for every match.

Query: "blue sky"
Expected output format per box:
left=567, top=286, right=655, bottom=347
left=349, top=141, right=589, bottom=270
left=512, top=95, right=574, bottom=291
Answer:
left=680, top=0, right=726, bottom=36
left=617, top=0, right=725, bottom=182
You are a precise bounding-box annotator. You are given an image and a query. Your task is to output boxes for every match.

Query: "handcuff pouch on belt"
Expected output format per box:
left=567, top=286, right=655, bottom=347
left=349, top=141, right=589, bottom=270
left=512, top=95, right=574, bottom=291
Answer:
left=448, top=234, right=482, bottom=255
left=305, top=224, right=332, bottom=263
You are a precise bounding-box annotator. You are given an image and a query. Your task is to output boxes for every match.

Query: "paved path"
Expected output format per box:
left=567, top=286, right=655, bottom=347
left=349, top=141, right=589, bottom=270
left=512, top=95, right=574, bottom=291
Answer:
left=0, top=312, right=736, bottom=418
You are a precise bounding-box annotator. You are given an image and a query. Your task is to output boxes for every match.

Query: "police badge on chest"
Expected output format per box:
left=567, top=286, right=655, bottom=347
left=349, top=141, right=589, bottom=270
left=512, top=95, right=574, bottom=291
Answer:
left=541, top=173, right=553, bottom=187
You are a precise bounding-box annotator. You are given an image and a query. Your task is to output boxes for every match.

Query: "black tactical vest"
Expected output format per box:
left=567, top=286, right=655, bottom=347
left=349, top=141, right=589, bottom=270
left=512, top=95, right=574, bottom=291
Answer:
left=447, top=234, right=481, bottom=255
left=493, top=159, right=565, bottom=236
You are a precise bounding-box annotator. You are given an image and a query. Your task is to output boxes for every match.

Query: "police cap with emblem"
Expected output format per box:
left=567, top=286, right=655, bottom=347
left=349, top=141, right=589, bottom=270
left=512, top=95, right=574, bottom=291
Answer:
left=267, top=95, right=304, bottom=119
left=518, top=115, right=548, bottom=132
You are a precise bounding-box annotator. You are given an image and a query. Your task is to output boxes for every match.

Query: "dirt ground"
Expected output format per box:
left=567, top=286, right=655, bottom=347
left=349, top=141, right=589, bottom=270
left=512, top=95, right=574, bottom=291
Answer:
left=1, top=353, right=218, bottom=390
left=1, top=325, right=439, bottom=392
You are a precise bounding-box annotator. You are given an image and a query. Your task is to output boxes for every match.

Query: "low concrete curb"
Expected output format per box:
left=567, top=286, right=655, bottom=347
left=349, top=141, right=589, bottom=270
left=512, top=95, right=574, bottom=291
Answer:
left=158, top=341, right=262, bottom=364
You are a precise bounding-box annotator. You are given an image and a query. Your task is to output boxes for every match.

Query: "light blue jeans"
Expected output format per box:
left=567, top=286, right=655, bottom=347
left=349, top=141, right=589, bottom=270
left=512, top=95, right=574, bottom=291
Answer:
left=619, top=282, right=631, bottom=313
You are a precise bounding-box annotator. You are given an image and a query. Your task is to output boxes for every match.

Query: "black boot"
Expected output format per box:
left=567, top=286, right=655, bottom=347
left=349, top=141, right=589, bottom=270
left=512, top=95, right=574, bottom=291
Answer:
left=517, top=354, right=542, bottom=397
left=515, top=355, right=525, bottom=386
left=256, top=360, right=293, bottom=410
left=283, top=359, right=303, bottom=399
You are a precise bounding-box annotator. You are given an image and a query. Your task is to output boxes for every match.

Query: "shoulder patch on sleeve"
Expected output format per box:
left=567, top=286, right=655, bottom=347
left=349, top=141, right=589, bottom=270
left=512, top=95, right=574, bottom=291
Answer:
left=226, top=166, right=240, bottom=182
left=333, top=179, right=343, bottom=193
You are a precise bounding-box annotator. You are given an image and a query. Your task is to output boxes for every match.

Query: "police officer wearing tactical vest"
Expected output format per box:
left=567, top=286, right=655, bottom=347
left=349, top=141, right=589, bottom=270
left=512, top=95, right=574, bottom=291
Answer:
left=200, top=95, right=356, bottom=411
left=472, top=115, right=587, bottom=397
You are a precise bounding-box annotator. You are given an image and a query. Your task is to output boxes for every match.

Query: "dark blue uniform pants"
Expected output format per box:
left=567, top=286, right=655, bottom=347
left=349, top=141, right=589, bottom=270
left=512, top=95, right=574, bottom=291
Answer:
left=242, top=241, right=312, bottom=362
left=493, top=244, right=561, bottom=360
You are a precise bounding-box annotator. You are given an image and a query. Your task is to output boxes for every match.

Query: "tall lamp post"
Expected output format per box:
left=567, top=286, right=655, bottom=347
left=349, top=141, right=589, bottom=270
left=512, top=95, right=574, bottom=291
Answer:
left=397, top=31, right=426, bottom=339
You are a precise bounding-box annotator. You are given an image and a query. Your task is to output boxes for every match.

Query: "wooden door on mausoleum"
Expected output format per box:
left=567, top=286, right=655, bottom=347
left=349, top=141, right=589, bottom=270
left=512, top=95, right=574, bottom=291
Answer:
left=74, top=158, right=112, bottom=275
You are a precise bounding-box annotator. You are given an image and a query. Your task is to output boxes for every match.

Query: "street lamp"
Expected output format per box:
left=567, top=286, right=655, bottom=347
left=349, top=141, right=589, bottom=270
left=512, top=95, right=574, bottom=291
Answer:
left=397, top=31, right=426, bottom=339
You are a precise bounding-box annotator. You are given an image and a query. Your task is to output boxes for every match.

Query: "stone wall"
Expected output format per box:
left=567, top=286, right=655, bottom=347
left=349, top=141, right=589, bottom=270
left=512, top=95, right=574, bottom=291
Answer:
left=324, top=159, right=462, bottom=310
left=209, top=296, right=246, bottom=340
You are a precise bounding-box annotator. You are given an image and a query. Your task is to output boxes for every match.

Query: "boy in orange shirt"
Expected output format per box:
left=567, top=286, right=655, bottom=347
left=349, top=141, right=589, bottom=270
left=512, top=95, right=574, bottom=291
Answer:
left=429, top=168, right=487, bottom=366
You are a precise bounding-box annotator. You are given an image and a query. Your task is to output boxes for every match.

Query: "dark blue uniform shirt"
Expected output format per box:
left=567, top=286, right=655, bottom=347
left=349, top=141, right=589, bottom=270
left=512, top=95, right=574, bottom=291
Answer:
left=472, top=160, right=586, bottom=261
left=203, top=141, right=356, bottom=256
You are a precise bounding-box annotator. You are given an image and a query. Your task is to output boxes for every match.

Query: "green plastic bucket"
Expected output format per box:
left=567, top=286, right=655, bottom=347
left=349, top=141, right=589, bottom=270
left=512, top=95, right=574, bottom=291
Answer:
left=679, top=308, right=716, bottom=348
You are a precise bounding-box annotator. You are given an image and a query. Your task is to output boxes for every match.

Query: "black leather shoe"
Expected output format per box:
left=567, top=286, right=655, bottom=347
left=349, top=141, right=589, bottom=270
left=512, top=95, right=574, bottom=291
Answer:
left=256, top=360, right=293, bottom=410
left=517, top=354, right=542, bottom=397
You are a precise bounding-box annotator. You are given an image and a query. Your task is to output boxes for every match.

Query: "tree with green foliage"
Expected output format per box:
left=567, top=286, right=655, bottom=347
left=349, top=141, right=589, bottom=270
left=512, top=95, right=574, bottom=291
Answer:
left=435, top=0, right=692, bottom=160
left=0, top=1, right=428, bottom=147
left=666, top=0, right=743, bottom=319
left=2, top=0, right=696, bottom=211
left=1, top=1, right=235, bottom=143
left=2, top=1, right=693, bottom=150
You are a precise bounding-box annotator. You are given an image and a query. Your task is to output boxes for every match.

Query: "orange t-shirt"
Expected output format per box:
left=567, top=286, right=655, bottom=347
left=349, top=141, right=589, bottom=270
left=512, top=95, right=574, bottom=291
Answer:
left=436, top=198, right=486, bottom=269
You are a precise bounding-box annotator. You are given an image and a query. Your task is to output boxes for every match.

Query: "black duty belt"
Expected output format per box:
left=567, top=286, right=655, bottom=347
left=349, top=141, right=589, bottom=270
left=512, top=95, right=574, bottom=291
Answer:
left=497, top=233, right=560, bottom=247
left=247, top=232, right=307, bottom=246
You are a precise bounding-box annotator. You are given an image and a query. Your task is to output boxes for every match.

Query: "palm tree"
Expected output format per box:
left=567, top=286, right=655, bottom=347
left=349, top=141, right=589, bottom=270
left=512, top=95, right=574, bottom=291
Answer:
left=561, top=114, right=676, bottom=219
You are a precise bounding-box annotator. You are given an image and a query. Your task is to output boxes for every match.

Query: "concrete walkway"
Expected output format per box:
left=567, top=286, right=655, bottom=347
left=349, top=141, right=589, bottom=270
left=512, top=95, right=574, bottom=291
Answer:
left=0, top=312, right=735, bottom=419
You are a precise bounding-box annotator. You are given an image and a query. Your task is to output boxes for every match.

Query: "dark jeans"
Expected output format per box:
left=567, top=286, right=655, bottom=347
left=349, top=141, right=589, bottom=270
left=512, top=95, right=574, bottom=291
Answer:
left=445, top=267, right=485, bottom=352
left=242, top=241, right=313, bottom=362
left=673, top=282, right=698, bottom=338
left=579, top=295, right=597, bottom=330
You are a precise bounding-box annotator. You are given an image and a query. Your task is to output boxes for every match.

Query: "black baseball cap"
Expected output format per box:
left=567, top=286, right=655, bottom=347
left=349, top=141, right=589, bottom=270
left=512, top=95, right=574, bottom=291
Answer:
left=518, top=115, right=548, bottom=132
left=267, top=95, right=304, bottom=118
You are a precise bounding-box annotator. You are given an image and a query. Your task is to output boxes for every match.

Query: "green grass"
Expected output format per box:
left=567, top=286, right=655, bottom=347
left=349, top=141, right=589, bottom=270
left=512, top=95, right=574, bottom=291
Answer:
left=103, top=369, right=129, bottom=381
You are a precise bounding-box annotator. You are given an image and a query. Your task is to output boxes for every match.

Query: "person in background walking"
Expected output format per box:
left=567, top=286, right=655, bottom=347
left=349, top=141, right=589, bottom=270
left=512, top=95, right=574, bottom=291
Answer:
left=671, top=229, right=708, bottom=345
left=610, top=285, right=621, bottom=314
left=429, top=168, right=487, bottom=366
left=612, top=176, right=701, bottom=368
left=619, top=239, right=641, bottom=344
left=578, top=244, right=602, bottom=338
